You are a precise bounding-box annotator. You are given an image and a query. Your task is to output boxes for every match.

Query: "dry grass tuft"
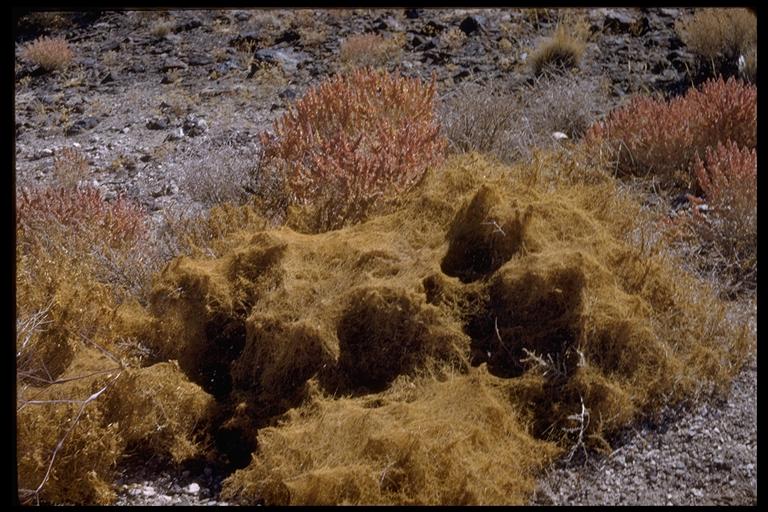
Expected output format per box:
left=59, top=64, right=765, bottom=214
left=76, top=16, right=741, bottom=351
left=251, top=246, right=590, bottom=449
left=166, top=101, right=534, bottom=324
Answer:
left=529, top=23, right=586, bottom=76
left=20, top=35, right=74, bottom=72
left=441, top=74, right=612, bottom=163
left=339, top=33, right=403, bottom=69
left=677, top=8, right=757, bottom=80
left=52, top=147, right=89, bottom=190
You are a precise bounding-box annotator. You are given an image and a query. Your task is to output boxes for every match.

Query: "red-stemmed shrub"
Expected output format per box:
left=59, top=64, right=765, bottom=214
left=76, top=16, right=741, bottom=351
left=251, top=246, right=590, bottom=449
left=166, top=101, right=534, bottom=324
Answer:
left=258, top=67, right=446, bottom=231
left=587, top=77, right=756, bottom=188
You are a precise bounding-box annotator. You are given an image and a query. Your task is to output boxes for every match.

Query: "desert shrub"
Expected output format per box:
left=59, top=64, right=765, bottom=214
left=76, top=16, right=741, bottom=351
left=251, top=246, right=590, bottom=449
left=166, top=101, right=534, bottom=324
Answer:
left=52, top=147, right=89, bottom=190
left=17, top=186, right=146, bottom=255
left=677, top=8, right=757, bottom=80
left=149, top=19, right=175, bottom=38
left=176, top=140, right=253, bottom=208
left=16, top=186, right=149, bottom=382
left=19, top=35, right=74, bottom=72
left=529, top=23, right=585, bottom=76
left=258, top=68, right=445, bottom=232
left=441, top=74, right=612, bottom=163
left=18, top=388, right=125, bottom=505
left=101, top=362, right=216, bottom=462
left=586, top=76, right=756, bottom=188
left=685, top=142, right=756, bottom=292
left=339, top=33, right=403, bottom=69
left=205, top=153, right=749, bottom=504
left=440, top=26, right=467, bottom=50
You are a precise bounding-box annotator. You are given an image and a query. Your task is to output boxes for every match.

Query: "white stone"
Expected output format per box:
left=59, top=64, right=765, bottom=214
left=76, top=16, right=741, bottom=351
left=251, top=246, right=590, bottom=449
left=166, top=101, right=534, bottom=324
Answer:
left=186, top=483, right=201, bottom=494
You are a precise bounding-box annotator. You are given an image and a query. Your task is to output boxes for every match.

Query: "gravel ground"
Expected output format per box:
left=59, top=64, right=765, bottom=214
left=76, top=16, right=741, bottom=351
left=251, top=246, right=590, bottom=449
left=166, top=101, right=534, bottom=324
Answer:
left=531, top=302, right=757, bottom=506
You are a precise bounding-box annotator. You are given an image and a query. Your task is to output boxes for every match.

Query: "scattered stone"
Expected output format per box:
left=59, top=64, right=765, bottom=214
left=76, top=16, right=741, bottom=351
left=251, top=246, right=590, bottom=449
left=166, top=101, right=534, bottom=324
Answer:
left=177, top=18, right=203, bottom=31
left=404, top=8, right=423, bottom=19
left=183, top=114, right=208, bottom=137
left=275, top=29, right=301, bottom=44
left=165, top=127, right=185, bottom=141
left=146, top=116, right=170, bottom=130
left=251, top=47, right=312, bottom=75
left=186, top=483, right=201, bottom=494
left=186, top=54, right=214, bottom=66
left=65, top=117, right=99, bottom=135
left=459, top=15, right=485, bottom=35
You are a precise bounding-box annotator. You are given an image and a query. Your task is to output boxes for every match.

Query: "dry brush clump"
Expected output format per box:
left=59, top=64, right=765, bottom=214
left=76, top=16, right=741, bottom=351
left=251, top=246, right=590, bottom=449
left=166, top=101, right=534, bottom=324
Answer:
left=676, top=142, right=757, bottom=294
left=103, top=153, right=749, bottom=505
left=52, top=147, right=90, bottom=189
left=529, top=22, right=587, bottom=76
left=339, top=33, right=403, bottom=69
left=258, top=68, right=445, bottom=232
left=17, top=153, right=750, bottom=504
left=441, top=74, right=612, bottom=164
left=586, top=76, right=756, bottom=188
left=676, top=8, right=757, bottom=82
left=16, top=184, right=220, bottom=504
left=19, top=35, right=74, bottom=72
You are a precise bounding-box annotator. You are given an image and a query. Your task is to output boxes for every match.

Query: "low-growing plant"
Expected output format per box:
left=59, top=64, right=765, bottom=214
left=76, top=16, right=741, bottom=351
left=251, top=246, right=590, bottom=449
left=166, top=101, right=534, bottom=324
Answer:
left=149, top=19, right=175, bottom=38
left=20, top=35, right=74, bottom=72
left=529, top=23, right=586, bottom=76
left=441, top=73, right=612, bottom=164
left=258, top=68, right=445, bottom=232
left=586, top=77, right=756, bottom=188
left=441, top=26, right=467, bottom=50
left=677, top=8, right=756, bottom=80
left=339, top=33, right=403, bottom=70
left=686, top=141, right=757, bottom=293
left=52, top=147, right=89, bottom=190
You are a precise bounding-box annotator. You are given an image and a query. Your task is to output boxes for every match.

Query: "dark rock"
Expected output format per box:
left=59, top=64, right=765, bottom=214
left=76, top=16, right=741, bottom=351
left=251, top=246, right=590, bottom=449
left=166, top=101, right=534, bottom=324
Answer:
left=66, top=117, right=99, bottom=136
left=459, top=15, right=485, bottom=35
left=183, top=115, right=208, bottom=137
left=422, top=50, right=450, bottom=65
left=404, top=8, right=423, bottom=19
left=100, top=71, right=117, bottom=84
left=234, top=11, right=251, bottom=22
left=278, top=88, right=298, bottom=101
left=129, top=62, right=146, bottom=73
left=186, top=54, right=214, bottom=66
left=453, top=69, right=471, bottom=83
left=146, top=117, right=170, bottom=130
left=415, top=38, right=437, bottom=52
left=275, top=29, right=301, bottom=44
left=176, top=18, right=202, bottom=31
left=667, top=50, right=693, bottom=72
